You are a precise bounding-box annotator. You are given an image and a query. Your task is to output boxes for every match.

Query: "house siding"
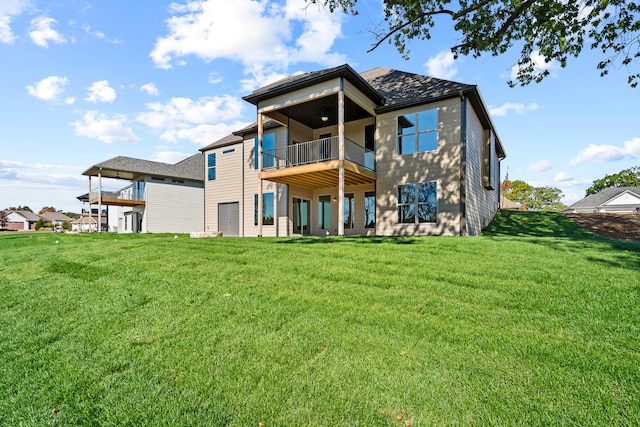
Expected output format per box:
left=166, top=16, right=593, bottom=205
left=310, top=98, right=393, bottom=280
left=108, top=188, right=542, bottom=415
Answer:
left=375, top=98, right=463, bottom=236
left=144, top=179, right=204, bottom=233
left=204, top=142, right=244, bottom=235
left=464, top=100, right=500, bottom=235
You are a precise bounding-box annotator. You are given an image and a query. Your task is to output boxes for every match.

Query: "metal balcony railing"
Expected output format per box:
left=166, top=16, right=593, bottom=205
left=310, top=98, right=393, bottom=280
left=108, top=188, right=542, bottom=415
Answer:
left=263, top=136, right=375, bottom=171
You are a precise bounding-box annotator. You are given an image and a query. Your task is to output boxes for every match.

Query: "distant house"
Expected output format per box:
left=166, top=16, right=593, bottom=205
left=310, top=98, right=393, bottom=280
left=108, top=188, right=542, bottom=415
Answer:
left=4, top=210, right=41, bottom=230
left=81, top=154, right=205, bottom=233
left=200, top=64, right=506, bottom=237
left=564, top=187, right=640, bottom=213
left=39, top=211, right=73, bottom=227
left=499, top=194, right=519, bottom=210
left=71, top=214, right=107, bottom=233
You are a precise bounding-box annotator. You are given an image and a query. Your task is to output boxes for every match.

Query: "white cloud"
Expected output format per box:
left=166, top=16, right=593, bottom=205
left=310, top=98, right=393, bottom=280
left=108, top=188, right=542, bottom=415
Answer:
left=554, top=171, right=573, bottom=182
left=526, top=160, right=552, bottom=172
left=140, top=83, right=159, bottom=96
left=80, top=23, right=121, bottom=44
left=71, top=110, right=139, bottom=143
left=0, top=0, right=31, bottom=43
left=85, top=80, right=116, bottom=103
left=489, top=102, right=539, bottom=117
left=26, top=76, right=69, bottom=102
left=425, top=51, right=457, bottom=80
left=29, top=16, right=67, bottom=48
left=0, top=160, right=79, bottom=170
left=150, top=0, right=346, bottom=89
left=208, top=71, right=223, bottom=84
left=569, top=137, right=640, bottom=166
left=160, top=122, right=248, bottom=146
left=150, top=151, right=193, bottom=164
left=510, top=50, right=559, bottom=81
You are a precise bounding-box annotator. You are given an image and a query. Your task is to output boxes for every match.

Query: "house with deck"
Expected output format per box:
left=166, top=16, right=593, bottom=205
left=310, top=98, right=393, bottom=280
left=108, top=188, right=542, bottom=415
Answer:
left=200, top=64, right=505, bottom=237
left=82, top=154, right=204, bottom=233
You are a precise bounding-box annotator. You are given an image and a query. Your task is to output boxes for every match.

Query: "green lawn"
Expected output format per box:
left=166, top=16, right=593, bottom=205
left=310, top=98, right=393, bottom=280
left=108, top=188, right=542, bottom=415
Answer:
left=1, top=211, right=638, bottom=426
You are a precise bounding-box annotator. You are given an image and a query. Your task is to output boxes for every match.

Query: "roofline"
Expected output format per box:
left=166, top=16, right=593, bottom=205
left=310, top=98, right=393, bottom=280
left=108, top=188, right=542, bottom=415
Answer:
left=199, top=138, right=243, bottom=152
left=242, top=64, right=385, bottom=107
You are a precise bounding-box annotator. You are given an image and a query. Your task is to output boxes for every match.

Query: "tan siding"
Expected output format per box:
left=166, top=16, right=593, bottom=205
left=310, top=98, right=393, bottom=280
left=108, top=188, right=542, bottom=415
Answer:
left=258, top=80, right=340, bottom=113
left=375, top=99, right=462, bottom=236
left=203, top=143, right=243, bottom=234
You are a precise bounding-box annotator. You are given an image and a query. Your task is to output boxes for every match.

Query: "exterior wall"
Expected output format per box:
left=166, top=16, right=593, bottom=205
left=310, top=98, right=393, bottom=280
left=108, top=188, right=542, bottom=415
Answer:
left=143, top=179, right=204, bottom=233
left=5, top=212, right=34, bottom=230
left=204, top=142, right=245, bottom=235
left=464, top=101, right=500, bottom=236
left=375, top=98, right=463, bottom=236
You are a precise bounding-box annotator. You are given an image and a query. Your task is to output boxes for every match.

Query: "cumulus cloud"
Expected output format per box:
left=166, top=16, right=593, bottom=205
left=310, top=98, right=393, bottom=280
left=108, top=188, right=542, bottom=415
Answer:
left=140, top=83, right=159, bottom=96
left=71, top=110, right=139, bottom=143
left=0, top=160, right=78, bottom=170
left=569, top=137, right=640, bottom=166
left=150, top=0, right=346, bottom=90
left=489, top=102, right=539, bottom=117
left=29, top=16, right=67, bottom=47
left=526, top=160, right=552, bottom=172
left=150, top=150, right=192, bottom=164
left=26, top=76, right=70, bottom=102
left=554, top=171, right=573, bottom=182
left=160, top=122, right=247, bottom=146
left=0, top=0, right=31, bottom=43
left=85, top=80, right=116, bottom=103
left=425, top=51, right=457, bottom=80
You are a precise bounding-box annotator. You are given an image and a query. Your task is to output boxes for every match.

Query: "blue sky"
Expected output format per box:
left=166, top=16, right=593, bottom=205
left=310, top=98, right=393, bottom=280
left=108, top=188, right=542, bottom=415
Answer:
left=1, top=0, right=638, bottom=214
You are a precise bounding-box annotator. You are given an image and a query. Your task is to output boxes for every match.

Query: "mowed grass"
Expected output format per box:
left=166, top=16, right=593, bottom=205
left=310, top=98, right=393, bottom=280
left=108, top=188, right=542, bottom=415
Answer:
left=0, top=211, right=638, bottom=426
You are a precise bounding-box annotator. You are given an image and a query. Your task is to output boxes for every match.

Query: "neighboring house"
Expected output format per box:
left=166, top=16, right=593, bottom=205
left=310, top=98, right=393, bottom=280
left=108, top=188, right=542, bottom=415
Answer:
left=564, top=186, right=640, bottom=213
left=500, top=194, right=519, bottom=210
left=39, top=211, right=73, bottom=228
left=72, top=214, right=107, bottom=233
left=200, top=64, right=506, bottom=237
left=4, top=210, right=41, bottom=230
left=81, top=154, right=205, bottom=233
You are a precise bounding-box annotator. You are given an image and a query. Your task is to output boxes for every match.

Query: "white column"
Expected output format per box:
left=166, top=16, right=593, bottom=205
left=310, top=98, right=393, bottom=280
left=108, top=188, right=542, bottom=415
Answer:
left=87, top=176, right=92, bottom=234
left=338, top=81, right=345, bottom=236
left=258, top=113, right=263, bottom=237
left=98, top=168, right=102, bottom=233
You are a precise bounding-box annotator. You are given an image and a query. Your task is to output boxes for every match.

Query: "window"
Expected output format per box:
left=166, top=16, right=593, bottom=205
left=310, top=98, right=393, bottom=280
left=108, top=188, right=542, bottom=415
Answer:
left=364, top=191, right=375, bottom=228
left=318, top=195, right=332, bottom=230
left=207, top=153, right=216, bottom=181
left=223, top=148, right=235, bottom=154
left=254, top=133, right=275, bottom=169
left=344, top=193, right=355, bottom=229
left=397, top=109, right=438, bottom=155
left=397, top=182, right=437, bottom=224
left=254, top=192, right=274, bottom=226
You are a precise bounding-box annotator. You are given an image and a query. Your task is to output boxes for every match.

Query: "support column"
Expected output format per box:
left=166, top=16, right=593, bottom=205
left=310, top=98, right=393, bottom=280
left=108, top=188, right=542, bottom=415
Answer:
left=257, top=113, right=264, bottom=237
left=98, top=168, right=102, bottom=233
left=87, top=176, right=92, bottom=234
left=337, top=80, right=345, bottom=237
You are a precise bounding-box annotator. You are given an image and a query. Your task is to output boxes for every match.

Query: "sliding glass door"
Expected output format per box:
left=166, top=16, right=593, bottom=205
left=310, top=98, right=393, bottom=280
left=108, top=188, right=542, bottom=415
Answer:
left=293, top=198, right=310, bottom=235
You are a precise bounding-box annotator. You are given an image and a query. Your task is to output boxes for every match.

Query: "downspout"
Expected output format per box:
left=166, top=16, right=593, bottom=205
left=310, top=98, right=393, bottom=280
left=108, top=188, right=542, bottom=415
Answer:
left=459, top=91, right=467, bottom=236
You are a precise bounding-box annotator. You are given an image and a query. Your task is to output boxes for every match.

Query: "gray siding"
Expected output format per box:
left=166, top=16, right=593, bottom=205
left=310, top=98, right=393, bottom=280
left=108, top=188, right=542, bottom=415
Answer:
left=144, top=179, right=204, bottom=233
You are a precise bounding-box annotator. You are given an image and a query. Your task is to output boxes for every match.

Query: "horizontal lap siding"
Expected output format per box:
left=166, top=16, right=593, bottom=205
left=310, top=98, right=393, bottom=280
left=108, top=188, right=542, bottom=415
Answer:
left=375, top=99, right=462, bottom=236
left=204, top=142, right=243, bottom=235
left=145, top=181, right=204, bottom=233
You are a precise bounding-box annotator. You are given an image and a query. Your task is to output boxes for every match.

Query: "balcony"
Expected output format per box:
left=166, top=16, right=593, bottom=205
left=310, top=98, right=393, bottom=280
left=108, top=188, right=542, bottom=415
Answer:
left=89, top=188, right=145, bottom=207
left=259, top=136, right=376, bottom=189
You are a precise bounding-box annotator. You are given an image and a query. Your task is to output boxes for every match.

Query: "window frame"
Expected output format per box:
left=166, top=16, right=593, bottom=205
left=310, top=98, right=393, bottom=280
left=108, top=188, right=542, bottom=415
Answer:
left=397, top=108, right=438, bottom=155
left=397, top=182, right=437, bottom=224
left=364, top=191, right=375, bottom=229
left=255, top=133, right=275, bottom=169
left=207, top=153, right=216, bottom=181
left=254, top=192, right=275, bottom=226
left=344, top=193, right=355, bottom=229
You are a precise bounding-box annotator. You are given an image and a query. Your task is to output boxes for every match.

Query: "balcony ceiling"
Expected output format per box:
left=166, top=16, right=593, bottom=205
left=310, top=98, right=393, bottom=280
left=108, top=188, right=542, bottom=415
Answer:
left=260, top=160, right=376, bottom=189
left=277, top=94, right=372, bottom=129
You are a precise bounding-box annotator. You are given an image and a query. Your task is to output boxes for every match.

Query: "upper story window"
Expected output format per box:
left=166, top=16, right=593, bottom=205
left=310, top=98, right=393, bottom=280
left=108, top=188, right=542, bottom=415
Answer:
left=254, top=133, right=275, bottom=169
left=207, top=153, right=216, bottom=181
left=397, top=108, right=438, bottom=155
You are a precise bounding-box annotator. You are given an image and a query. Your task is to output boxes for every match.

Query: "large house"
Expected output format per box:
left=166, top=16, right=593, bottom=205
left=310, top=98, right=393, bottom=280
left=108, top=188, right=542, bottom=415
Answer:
left=200, top=64, right=506, bottom=237
left=81, top=154, right=204, bottom=233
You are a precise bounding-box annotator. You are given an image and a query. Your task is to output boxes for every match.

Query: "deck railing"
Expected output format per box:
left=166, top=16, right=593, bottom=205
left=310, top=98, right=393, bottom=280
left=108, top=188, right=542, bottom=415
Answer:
left=90, top=188, right=144, bottom=202
left=263, top=136, right=375, bottom=171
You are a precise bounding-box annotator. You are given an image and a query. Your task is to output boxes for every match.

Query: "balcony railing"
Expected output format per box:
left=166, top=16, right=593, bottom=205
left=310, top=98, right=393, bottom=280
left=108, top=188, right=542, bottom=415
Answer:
left=263, top=136, right=375, bottom=171
left=90, top=188, right=144, bottom=203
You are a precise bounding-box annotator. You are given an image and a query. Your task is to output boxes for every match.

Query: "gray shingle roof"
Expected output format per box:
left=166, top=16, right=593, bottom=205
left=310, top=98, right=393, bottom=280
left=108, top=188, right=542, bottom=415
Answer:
left=40, top=211, right=73, bottom=222
left=83, top=153, right=203, bottom=181
left=567, top=186, right=640, bottom=209
left=200, top=133, right=243, bottom=152
left=7, top=210, right=41, bottom=221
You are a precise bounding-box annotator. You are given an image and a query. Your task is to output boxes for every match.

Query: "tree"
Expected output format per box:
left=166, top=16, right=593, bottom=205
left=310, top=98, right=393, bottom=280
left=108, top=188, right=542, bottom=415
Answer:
left=7, top=205, right=33, bottom=212
left=307, top=0, right=640, bottom=87
left=0, top=210, right=6, bottom=230
left=501, top=178, right=565, bottom=211
left=586, top=165, right=640, bottom=195
left=38, top=206, right=57, bottom=215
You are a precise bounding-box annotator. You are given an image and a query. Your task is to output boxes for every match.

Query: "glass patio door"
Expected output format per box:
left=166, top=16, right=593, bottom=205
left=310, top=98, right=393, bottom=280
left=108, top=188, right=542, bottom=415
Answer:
left=293, top=198, right=310, bottom=235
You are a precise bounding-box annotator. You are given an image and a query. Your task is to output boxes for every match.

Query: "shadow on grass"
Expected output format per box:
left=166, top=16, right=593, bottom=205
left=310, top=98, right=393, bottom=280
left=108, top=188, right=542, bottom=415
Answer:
left=275, top=236, right=421, bottom=245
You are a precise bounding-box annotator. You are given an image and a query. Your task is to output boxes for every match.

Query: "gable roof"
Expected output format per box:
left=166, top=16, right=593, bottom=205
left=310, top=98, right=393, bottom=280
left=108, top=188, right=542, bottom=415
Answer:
left=40, top=211, right=73, bottom=222
left=6, top=210, right=40, bottom=221
left=200, top=133, right=243, bottom=152
left=566, top=186, right=640, bottom=210
left=82, top=153, right=204, bottom=181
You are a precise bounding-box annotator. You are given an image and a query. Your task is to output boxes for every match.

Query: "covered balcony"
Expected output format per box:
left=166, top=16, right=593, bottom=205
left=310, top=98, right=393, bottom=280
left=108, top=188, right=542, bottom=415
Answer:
left=88, top=187, right=145, bottom=207
left=260, top=135, right=376, bottom=189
